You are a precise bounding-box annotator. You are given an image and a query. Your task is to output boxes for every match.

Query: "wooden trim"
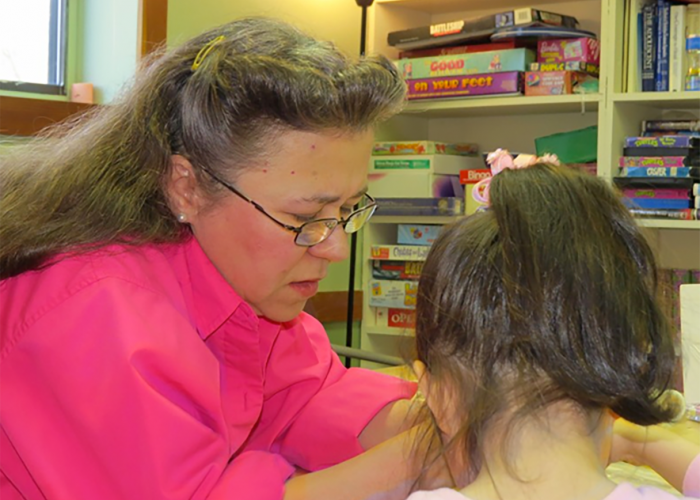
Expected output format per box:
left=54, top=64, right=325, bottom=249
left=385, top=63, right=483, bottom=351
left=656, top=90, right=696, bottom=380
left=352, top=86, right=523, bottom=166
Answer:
left=0, top=96, right=94, bottom=136
left=1, top=1, right=168, bottom=137
left=304, top=291, right=363, bottom=323
left=138, top=0, right=168, bottom=58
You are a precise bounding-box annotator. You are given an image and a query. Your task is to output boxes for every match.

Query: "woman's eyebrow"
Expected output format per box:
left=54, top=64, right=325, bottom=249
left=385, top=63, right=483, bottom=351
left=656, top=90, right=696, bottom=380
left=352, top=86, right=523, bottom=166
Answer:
left=299, top=187, right=368, bottom=205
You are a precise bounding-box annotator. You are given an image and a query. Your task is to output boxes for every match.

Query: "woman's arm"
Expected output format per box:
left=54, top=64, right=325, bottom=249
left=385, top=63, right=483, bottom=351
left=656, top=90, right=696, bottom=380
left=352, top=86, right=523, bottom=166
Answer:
left=611, top=418, right=700, bottom=493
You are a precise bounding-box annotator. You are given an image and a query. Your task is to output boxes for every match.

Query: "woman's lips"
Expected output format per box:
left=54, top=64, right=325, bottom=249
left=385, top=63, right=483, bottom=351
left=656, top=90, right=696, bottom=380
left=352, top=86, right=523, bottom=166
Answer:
left=289, top=280, right=320, bottom=297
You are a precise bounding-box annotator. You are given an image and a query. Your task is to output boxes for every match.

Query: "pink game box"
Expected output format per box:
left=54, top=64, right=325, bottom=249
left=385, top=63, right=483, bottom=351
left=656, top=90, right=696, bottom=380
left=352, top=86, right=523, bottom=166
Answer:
left=537, top=38, right=600, bottom=65
left=406, top=71, right=522, bottom=100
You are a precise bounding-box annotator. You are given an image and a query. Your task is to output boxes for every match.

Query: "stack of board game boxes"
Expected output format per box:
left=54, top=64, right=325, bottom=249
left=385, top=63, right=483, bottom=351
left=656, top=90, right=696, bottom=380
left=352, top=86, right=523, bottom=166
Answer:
left=388, top=7, right=600, bottom=100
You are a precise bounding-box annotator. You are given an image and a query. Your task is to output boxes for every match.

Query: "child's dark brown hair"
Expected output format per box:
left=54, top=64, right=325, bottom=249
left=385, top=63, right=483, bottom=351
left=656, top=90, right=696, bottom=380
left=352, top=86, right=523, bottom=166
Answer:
left=414, top=163, right=676, bottom=479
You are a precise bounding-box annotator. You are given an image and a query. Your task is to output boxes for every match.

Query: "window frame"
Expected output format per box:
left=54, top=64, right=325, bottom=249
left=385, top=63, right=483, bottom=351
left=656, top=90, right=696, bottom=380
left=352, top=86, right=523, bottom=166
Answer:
left=0, top=0, right=69, bottom=96
left=0, top=0, right=167, bottom=137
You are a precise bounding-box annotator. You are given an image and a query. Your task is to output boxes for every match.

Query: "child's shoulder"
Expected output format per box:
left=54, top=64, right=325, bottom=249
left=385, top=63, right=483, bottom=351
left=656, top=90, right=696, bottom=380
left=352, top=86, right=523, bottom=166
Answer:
left=406, top=488, right=468, bottom=500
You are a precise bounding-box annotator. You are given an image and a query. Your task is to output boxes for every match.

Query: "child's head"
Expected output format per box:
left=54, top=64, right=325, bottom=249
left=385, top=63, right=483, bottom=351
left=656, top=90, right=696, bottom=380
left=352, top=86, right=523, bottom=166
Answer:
left=413, top=162, right=676, bottom=474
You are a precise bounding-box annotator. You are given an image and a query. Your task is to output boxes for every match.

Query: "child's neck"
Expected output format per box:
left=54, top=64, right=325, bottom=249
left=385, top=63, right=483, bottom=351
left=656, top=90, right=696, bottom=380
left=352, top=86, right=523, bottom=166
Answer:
left=460, top=402, right=617, bottom=500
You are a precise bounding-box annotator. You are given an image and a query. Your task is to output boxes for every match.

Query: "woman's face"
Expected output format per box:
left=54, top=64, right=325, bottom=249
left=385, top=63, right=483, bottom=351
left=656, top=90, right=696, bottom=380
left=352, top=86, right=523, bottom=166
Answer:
left=180, top=129, right=375, bottom=322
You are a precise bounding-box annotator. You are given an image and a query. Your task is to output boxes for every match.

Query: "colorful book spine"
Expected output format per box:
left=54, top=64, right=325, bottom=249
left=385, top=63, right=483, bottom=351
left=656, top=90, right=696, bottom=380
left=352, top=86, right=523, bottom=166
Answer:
left=614, top=176, right=697, bottom=188
left=618, top=166, right=700, bottom=177
left=622, top=188, right=690, bottom=198
left=624, top=197, right=691, bottom=209
left=668, top=4, right=688, bottom=92
left=619, top=156, right=689, bottom=167
left=624, top=136, right=698, bottom=147
left=655, top=0, right=670, bottom=91
left=370, top=245, right=430, bottom=261
left=406, top=71, right=522, bottom=100
left=641, top=3, right=657, bottom=91
left=623, top=146, right=697, bottom=157
left=628, top=208, right=700, bottom=219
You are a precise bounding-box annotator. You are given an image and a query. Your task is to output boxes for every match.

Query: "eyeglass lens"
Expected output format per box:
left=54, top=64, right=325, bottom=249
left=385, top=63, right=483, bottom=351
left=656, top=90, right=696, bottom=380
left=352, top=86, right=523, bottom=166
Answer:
left=295, top=204, right=377, bottom=246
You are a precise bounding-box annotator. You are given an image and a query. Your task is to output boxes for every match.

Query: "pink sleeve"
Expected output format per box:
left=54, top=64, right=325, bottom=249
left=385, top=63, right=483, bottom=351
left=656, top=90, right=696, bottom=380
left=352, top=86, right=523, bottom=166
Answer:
left=275, top=317, right=417, bottom=471
left=683, top=453, right=700, bottom=497
left=208, top=451, right=294, bottom=500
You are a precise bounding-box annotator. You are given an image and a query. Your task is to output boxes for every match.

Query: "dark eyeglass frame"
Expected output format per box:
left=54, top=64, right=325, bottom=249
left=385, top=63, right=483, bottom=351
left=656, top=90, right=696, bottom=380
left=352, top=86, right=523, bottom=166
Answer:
left=199, top=167, right=377, bottom=247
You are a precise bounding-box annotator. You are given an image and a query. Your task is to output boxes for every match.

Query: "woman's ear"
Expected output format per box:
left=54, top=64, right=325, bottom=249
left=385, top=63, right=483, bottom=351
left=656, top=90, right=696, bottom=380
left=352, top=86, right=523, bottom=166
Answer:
left=166, top=155, right=200, bottom=220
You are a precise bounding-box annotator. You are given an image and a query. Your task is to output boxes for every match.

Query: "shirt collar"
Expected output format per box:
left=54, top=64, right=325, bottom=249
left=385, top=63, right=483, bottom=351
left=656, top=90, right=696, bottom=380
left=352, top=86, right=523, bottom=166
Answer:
left=170, top=237, right=258, bottom=340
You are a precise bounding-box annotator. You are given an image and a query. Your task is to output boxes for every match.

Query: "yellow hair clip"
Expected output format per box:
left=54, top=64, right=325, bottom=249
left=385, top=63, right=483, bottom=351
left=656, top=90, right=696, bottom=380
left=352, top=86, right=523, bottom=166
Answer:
left=191, top=35, right=225, bottom=71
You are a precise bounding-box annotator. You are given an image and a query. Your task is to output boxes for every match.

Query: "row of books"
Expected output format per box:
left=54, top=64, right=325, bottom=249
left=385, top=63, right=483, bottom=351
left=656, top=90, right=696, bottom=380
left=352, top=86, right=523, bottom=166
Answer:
left=623, top=0, right=700, bottom=92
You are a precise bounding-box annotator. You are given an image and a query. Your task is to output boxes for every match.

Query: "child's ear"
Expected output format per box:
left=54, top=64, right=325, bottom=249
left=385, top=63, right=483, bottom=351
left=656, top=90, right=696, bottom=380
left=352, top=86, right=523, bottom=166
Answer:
left=413, top=359, right=460, bottom=439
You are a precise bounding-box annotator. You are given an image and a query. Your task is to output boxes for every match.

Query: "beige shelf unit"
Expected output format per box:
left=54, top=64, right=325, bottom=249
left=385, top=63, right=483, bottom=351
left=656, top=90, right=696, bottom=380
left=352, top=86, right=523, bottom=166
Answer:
left=359, top=0, right=700, bottom=367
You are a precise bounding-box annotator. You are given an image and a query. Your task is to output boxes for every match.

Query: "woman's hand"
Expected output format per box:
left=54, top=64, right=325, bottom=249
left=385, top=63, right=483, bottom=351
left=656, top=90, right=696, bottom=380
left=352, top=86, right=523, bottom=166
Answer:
left=609, top=417, right=700, bottom=492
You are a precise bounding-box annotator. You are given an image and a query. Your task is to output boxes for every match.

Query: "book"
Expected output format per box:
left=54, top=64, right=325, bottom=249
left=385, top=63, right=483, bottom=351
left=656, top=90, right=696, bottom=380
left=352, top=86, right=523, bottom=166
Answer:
left=624, top=135, right=699, bottom=147
left=655, top=0, right=671, bottom=91
left=623, top=146, right=699, bottom=157
left=406, top=71, right=523, bottom=100
left=628, top=207, right=700, bottom=219
left=614, top=176, right=698, bottom=188
left=622, top=187, right=691, bottom=198
left=372, top=141, right=479, bottom=156
left=642, top=3, right=657, bottom=91
left=375, top=197, right=464, bottom=216
left=625, top=0, right=653, bottom=92
left=624, top=197, right=691, bottom=209
left=642, top=119, right=700, bottom=132
left=618, top=166, right=700, bottom=177
left=387, top=8, right=579, bottom=50
left=371, top=260, right=424, bottom=281
left=398, top=41, right=517, bottom=59
left=669, top=4, right=688, bottom=91
left=369, top=245, right=430, bottom=261
left=619, top=156, right=696, bottom=166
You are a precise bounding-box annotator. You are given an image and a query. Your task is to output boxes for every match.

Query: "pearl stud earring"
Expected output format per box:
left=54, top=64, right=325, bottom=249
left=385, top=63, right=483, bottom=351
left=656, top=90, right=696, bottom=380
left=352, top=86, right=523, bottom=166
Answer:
left=177, top=213, right=187, bottom=223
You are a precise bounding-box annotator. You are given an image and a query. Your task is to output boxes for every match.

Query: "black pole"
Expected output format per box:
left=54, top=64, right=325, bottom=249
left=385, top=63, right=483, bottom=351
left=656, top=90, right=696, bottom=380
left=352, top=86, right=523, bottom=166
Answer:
left=345, top=1, right=373, bottom=368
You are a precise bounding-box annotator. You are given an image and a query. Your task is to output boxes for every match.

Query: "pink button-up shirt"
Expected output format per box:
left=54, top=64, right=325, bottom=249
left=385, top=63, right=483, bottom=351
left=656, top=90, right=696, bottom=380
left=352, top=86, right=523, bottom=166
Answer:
left=0, top=238, right=416, bottom=499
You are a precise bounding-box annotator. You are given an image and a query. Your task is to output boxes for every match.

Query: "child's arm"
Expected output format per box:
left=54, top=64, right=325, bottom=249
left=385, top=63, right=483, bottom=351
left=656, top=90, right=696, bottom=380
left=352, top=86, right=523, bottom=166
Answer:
left=610, top=418, right=700, bottom=493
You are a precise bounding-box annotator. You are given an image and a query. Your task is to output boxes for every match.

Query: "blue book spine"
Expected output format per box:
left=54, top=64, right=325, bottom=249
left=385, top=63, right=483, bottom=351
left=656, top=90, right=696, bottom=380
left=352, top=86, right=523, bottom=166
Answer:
left=625, top=135, right=696, bottom=147
left=654, top=0, right=670, bottom=91
left=642, top=3, right=657, bottom=91
left=624, top=198, right=691, bottom=209
left=620, top=166, right=699, bottom=177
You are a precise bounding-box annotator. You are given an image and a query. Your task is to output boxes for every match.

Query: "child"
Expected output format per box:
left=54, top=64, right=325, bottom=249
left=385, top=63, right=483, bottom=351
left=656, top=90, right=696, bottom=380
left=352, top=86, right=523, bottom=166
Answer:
left=407, top=150, right=700, bottom=500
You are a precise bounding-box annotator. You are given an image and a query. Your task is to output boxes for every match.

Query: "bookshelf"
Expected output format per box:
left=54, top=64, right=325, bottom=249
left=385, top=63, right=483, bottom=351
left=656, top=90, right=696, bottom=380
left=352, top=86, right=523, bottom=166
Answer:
left=358, top=0, right=700, bottom=366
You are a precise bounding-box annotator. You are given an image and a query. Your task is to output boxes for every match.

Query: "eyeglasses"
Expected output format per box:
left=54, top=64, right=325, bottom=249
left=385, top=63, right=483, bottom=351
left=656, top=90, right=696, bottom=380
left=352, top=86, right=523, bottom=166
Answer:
left=200, top=167, right=377, bottom=247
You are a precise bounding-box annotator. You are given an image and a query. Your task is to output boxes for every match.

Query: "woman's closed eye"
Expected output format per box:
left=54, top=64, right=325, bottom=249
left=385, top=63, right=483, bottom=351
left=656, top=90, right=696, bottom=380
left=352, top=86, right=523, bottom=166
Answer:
left=292, top=205, right=355, bottom=223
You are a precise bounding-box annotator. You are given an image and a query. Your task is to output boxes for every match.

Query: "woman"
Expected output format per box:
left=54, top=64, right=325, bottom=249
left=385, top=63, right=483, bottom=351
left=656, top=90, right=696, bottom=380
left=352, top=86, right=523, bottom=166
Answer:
left=0, top=17, right=422, bottom=500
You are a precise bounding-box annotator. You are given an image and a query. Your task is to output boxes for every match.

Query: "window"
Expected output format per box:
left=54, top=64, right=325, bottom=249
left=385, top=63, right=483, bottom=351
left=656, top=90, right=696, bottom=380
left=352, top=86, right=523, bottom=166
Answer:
left=0, top=0, right=68, bottom=95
